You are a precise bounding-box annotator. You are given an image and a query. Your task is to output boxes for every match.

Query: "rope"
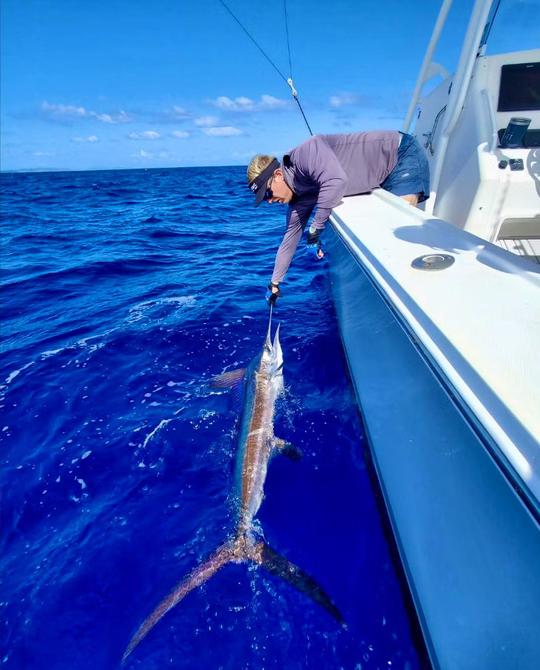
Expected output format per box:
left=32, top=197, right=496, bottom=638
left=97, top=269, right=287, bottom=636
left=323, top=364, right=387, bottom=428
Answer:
left=218, top=0, right=314, bottom=136
left=218, top=0, right=288, bottom=84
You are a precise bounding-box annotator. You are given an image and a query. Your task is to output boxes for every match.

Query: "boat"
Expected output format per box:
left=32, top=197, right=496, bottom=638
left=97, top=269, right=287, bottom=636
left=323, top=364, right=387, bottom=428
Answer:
left=326, top=0, right=540, bottom=667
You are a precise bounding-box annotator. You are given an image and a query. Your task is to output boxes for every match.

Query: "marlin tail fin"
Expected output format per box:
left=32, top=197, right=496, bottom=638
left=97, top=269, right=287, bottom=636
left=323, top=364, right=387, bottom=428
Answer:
left=122, top=540, right=236, bottom=663
left=123, top=535, right=343, bottom=663
left=250, top=540, right=344, bottom=626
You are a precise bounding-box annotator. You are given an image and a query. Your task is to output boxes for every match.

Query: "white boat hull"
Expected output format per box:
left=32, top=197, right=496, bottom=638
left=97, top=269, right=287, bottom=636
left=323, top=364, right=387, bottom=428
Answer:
left=328, top=191, right=540, bottom=669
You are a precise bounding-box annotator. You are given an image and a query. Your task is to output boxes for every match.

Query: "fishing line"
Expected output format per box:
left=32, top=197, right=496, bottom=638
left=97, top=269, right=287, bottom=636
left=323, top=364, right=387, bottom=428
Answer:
left=218, top=0, right=314, bottom=136
left=281, top=0, right=313, bottom=135
left=218, top=0, right=288, bottom=84
left=283, top=0, right=293, bottom=79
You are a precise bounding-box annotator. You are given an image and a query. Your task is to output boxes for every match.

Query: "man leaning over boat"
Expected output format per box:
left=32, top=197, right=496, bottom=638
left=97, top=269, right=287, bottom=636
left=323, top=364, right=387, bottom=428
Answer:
left=247, top=130, right=429, bottom=304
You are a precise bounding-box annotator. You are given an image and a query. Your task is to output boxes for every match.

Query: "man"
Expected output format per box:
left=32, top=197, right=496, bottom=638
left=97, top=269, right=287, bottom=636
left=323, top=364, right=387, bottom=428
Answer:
left=247, top=130, right=430, bottom=304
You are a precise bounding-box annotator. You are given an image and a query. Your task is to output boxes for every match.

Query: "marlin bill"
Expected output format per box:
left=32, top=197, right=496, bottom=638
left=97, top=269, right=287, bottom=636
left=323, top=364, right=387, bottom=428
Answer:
left=123, top=311, right=343, bottom=662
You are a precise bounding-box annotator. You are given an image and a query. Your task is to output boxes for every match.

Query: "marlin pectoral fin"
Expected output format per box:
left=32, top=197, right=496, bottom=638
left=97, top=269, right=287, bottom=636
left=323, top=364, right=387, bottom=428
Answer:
left=122, top=540, right=236, bottom=663
left=274, top=438, right=303, bottom=461
left=250, top=541, right=344, bottom=626
left=210, top=368, right=246, bottom=388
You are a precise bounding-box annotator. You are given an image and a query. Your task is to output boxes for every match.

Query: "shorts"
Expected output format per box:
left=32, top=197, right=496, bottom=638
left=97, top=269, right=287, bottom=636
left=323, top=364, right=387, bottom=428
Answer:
left=381, top=132, right=430, bottom=202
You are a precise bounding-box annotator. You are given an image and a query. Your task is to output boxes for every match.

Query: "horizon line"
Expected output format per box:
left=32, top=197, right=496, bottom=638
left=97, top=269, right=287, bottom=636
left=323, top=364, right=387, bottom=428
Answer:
left=0, top=163, right=249, bottom=175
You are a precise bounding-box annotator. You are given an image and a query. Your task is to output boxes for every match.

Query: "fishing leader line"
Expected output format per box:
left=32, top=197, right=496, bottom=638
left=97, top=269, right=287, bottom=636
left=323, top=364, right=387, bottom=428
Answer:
left=217, top=0, right=314, bottom=136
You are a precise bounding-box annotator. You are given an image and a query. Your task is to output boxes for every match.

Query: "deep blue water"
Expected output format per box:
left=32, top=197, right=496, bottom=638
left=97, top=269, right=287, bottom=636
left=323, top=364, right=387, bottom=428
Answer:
left=0, top=167, right=426, bottom=669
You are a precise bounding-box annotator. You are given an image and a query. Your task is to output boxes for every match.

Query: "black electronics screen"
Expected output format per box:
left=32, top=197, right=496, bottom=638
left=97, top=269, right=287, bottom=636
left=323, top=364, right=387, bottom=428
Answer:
left=497, top=62, right=540, bottom=111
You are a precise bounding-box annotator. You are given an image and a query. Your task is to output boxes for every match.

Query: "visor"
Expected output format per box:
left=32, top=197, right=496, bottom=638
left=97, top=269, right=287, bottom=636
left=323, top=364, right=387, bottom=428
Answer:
left=248, top=158, right=280, bottom=206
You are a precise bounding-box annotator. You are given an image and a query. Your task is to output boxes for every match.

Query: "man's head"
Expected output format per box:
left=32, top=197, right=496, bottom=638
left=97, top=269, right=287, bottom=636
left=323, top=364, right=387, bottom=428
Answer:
left=247, top=154, right=294, bottom=206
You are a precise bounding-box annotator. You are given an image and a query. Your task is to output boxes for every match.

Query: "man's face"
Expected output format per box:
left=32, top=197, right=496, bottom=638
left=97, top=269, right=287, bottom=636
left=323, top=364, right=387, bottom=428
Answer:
left=266, top=169, right=293, bottom=205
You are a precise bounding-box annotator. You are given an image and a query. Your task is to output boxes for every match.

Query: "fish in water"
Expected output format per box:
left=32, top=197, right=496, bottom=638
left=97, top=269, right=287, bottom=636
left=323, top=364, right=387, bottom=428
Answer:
left=123, top=311, right=343, bottom=662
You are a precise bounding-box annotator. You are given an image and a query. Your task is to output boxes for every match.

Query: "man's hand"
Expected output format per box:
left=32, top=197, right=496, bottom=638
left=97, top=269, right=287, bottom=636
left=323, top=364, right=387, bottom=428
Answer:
left=306, top=225, right=324, bottom=259
left=265, top=282, right=281, bottom=306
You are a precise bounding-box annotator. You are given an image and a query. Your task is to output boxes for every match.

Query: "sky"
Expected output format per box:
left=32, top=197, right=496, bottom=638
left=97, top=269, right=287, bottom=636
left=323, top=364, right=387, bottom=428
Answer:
left=1, top=0, right=539, bottom=172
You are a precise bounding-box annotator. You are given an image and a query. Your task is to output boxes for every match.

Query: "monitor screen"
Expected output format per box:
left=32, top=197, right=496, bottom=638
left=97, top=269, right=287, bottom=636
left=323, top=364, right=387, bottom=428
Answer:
left=497, top=62, right=540, bottom=112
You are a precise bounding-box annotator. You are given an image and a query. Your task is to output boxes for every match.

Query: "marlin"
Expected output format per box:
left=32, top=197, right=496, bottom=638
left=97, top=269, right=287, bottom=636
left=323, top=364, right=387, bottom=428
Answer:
left=123, top=309, right=343, bottom=662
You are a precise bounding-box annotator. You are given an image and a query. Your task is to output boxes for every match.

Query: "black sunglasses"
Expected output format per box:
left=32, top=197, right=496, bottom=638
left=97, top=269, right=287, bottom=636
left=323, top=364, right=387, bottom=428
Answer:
left=263, top=177, right=274, bottom=202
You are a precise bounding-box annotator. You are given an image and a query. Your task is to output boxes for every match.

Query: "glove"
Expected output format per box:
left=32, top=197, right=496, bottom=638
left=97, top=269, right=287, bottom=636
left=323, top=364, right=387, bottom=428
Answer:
left=265, top=282, right=281, bottom=306
left=306, top=225, right=324, bottom=259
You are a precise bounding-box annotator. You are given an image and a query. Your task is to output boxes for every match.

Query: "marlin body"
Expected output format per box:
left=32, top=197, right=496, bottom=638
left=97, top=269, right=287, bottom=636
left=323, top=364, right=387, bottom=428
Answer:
left=123, top=312, right=342, bottom=662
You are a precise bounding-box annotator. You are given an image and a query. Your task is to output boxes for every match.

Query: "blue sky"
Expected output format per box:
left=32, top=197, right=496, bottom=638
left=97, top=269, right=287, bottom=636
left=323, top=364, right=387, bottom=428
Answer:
left=1, top=0, right=538, bottom=171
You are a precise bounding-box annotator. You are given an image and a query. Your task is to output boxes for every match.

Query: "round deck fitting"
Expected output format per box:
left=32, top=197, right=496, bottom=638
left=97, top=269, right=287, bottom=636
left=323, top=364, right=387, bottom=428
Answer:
left=411, top=253, right=455, bottom=271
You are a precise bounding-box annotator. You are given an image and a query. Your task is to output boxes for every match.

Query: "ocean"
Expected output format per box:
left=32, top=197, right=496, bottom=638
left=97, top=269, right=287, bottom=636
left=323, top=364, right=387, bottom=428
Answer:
left=0, top=166, right=427, bottom=669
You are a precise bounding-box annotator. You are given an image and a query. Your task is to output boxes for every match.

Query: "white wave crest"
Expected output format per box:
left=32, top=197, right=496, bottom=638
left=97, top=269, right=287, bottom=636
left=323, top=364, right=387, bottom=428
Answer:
left=141, top=418, right=172, bottom=449
left=127, top=295, right=197, bottom=323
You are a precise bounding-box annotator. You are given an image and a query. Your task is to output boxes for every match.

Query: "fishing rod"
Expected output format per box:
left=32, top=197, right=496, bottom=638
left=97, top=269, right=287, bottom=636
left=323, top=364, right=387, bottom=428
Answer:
left=218, top=0, right=314, bottom=136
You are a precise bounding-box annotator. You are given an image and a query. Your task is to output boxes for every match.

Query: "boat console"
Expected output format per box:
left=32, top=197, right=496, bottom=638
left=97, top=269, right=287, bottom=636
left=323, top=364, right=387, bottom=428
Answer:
left=414, top=49, right=540, bottom=260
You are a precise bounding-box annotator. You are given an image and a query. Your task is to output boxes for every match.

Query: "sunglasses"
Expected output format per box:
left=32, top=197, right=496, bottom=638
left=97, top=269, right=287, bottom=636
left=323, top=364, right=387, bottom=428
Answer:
left=263, top=177, right=274, bottom=202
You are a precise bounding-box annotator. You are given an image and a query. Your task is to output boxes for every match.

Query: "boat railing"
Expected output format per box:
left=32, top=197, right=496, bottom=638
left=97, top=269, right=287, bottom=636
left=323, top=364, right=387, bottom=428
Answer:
left=426, top=0, right=495, bottom=213
left=402, top=0, right=453, bottom=133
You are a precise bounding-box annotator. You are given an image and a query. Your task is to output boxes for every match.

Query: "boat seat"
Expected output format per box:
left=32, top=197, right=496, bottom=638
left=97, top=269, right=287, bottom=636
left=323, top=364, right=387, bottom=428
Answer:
left=496, top=215, right=540, bottom=263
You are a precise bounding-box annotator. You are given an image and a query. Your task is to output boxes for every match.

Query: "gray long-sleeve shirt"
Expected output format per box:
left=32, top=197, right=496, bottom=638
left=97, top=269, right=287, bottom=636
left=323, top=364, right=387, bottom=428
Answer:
left=271, top=130, right=400, bottom=284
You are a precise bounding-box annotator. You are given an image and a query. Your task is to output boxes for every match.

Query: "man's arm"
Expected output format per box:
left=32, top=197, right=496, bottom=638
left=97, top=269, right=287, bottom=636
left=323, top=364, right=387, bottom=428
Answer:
left=296, top=136, right=347, bottom=230
left=271, top=200, right=314, bottom=284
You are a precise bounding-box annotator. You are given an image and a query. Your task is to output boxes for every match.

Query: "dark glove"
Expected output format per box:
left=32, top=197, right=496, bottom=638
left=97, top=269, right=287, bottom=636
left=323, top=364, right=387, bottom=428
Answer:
left=265, top=282, right=281, bottom=306
left=306, top=225, right=324, bottom=258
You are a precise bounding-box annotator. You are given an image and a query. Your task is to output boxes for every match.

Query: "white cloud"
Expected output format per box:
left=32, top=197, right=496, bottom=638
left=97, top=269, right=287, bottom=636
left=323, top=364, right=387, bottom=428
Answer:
left=41, top=101, right=133, bottom=124
left=170, top=105, right=189, bottom=118
left=330, top=92, right=360, bottom=108
left=109, top=110, right=131, bottom=123
left=171, top=130, right=190, bottom=138
left=211, top=95, right=288, bottom=112
left=195, top=115, right=219, bottom=127
left=72, top=135, right=99, bottom=143
left=132, top=149, right=153, bottom=159
left=127, top=130, right=160, bottom=140
left=214, top=96, right=253, bottom=111
left=42, top=101, right=88, bottom=118
left=32, top=151, right=54, bottom=157
left=260, top=95, right=288, bottom=109
left=95, top=113, right=112, bottom=123
left=132, top=149, right=171, bottom=160
left=156, top=105, right=192, bottom=124
left=203, top=126, right=242, bottom=137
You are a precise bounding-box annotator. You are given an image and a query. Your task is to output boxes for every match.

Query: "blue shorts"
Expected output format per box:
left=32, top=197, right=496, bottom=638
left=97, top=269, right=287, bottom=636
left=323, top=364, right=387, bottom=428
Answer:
left=381, top=132, right=430, bottom=202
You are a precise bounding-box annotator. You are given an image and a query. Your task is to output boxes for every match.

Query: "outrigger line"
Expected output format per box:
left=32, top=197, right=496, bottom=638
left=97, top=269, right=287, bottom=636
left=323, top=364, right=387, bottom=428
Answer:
left=218, top=0, right=314, bottom=136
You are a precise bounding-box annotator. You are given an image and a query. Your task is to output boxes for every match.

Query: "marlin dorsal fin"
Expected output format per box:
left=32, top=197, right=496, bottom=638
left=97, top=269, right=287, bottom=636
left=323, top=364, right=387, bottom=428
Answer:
left=210, top=368, right=246, bottom=388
